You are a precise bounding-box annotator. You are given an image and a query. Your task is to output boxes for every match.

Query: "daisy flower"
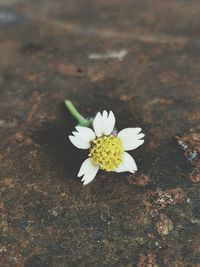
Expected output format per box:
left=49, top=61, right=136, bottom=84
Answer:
left=65, top=101, right=145, bottom=185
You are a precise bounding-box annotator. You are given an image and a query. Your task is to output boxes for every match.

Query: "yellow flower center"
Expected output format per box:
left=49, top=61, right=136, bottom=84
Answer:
left=89, top=135, right=124, bottom=171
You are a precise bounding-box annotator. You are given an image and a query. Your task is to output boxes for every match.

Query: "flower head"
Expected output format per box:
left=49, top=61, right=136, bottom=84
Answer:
left=69, top=110, right=145, bottom=185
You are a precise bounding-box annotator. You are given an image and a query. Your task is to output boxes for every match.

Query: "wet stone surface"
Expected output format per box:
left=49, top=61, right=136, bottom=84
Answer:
left=0, top=6, right=23, bottom=25
left=0, top=0, right=200, bottom=266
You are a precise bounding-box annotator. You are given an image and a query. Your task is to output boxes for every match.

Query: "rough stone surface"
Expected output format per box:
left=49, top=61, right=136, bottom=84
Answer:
left=156, top=214, right=173, bottom=237
left=0, top=1, right=200, bottom=266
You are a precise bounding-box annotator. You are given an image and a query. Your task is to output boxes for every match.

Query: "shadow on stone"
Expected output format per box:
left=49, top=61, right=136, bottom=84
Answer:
left=31, top=104, right=87, bottom=181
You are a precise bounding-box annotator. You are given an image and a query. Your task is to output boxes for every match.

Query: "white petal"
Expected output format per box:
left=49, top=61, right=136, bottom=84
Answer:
left=114, top=162, right=128, bottom=173
left=93, top=110, right=116, bottom=137
left=69, top=126, right=95, bottom=149
left=118, top=127, right=145, bottom=151
left=69, top=135, right=89, bottom=149
left=103, top=111, right=116, bottom=135
left=124, top=152, right=138, bottom=172
left=77, top=158, right=92, bottom=177
left=75, top=126, right=96, bottom=143
left=93, top=112, right=103, bottom=137
left=114, top=152, right=137, bottom=173
left=77, top=158, right=99, bottom=185
left=102, top=110, right=108, bottom=119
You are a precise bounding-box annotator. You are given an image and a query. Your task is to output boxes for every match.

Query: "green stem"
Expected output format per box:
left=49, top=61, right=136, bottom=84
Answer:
left=64, top=100, right=92, bottom=127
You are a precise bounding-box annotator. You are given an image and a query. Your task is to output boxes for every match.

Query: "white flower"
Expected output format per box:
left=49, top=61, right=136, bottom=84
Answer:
left=69, top=110, right=145, bottom=185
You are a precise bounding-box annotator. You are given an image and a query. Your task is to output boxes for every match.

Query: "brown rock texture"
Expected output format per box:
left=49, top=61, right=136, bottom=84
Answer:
left=156, top=214, right=173, bottom=237
left=176, top=127, right=200, bottom=183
